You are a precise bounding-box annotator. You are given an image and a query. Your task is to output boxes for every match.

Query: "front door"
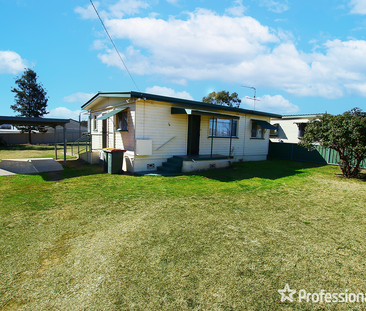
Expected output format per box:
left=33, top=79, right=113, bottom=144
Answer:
left=102, top=119, right=107, bottom=149
left=187, top=115, right=201, bottom=156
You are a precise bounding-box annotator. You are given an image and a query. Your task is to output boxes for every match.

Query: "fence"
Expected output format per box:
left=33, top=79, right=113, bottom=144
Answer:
left=268, top=142, right=366, bottom=168
left=0, top=131, right=83, bottom=144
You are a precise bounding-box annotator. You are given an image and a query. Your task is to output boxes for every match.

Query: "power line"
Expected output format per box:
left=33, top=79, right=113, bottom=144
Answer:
left=89, top=0, right=140, bottom=91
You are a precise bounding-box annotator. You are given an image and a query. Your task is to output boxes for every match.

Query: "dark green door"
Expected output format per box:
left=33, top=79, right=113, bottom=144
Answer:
left=102, top=119, right=107, bottom=149
left=187, top=115, right=200, bottom=156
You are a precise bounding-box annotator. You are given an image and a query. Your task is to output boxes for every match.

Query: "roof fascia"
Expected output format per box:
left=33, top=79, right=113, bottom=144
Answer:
left=81, top=92, right=132, bottom=110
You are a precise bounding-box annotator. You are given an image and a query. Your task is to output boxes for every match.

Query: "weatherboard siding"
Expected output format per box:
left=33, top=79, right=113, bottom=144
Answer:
left=244, top=115, right=271, bottom=159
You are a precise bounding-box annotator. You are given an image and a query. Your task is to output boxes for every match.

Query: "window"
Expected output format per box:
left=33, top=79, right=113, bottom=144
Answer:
left=297, top=123, right=307, bottom=137
left=209, top=119, right=238, bottom=137
left=270, top=124, right=279, bottom=137
left=116, top=110, right=128, bottom=131
left=93, top=115, right=97, bottom=131
left=251, top=122, right=263, bottom=138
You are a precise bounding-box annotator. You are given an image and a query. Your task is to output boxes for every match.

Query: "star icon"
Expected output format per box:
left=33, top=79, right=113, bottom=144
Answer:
left=278, top=284, right=296, bottom=302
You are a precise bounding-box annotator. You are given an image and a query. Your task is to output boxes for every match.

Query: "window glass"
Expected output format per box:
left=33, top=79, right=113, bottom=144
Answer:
left=209, top=119, right=237, bottom=137
left=251, top=122, right=263, bottom=138
left=117, top=111, right=128, bottom=131
left=93, top=115, right=97, bottom=131
left=297, top=123, right=307, bottom=137
left=270, top=124, right=279, bottom=137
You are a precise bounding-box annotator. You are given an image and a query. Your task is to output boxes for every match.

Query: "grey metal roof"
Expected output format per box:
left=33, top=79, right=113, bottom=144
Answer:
left=82, top=91, right=282, bottom=118
left=0, top=116, right=70, bottom=127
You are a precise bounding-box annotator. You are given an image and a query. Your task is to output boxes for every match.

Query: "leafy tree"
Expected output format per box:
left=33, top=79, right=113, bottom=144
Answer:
left=11, top=68, right=49, bottom=144
left=299, top=108, right=366, bottom=178
left=202, top=91, right=241, bottom=108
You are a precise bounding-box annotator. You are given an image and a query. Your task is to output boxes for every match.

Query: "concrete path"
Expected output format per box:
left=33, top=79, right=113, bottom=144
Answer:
left=0, top=158, right=63, bottom=176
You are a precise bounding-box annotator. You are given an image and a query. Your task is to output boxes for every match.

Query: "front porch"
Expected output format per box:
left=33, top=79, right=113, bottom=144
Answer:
left=136, top=154, right=232, bottom=176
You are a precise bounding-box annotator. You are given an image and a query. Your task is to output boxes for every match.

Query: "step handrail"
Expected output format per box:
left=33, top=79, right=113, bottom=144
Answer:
left=156, top=136, right=176, bottom=151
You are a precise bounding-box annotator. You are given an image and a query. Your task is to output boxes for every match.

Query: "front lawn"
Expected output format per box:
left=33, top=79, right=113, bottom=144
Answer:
left=0, top=159, right=365, bottom=310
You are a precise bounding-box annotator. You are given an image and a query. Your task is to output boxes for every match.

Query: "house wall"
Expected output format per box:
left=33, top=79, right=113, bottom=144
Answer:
left=270, top=118, right=312, bottom=144
left=132, top=99, right=272, bottom=172
left=133, top=99, right=188, bottom=172
left=243, top=114, right=272, bottom=162
left=90, top=98, right=135, bottom=152
left=87, top=97, right=274, bottom=173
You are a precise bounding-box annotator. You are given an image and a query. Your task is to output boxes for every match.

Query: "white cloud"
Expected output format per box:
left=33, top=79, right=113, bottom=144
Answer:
left=145, top=86, right=194, bottom=100
left=92, top=40, right=108, bottom=50
left=47, top=107, right=82, bottom=120
left=0, top=51, right=27, bottom=74
left=63, top=92, right=95, bottom=103
left=75, top=2, right=99, bottom=20
left=88, top=7, right=366, bottom=99
left=350, top=0, right=366, bottom=14
left=259, top=0, right=289, bottom=13
left=75, top=0, right=149, bottom=20
left=242, top=94, right=300, bottom=114
left=108, top=0, right=149, bottom=18
left=225, top=0, right=247, bottom=17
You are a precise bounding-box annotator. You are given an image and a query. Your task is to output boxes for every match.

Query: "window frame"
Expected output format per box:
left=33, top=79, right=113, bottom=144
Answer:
left=116, top=110, right=128, bottom=132
left=251, top=122, right=264, bottom=139
left=269, top=123, right=279, bottom=137
left=93, top=115, right=97, bottom=131
left=209, top=118, right=238, bottom=138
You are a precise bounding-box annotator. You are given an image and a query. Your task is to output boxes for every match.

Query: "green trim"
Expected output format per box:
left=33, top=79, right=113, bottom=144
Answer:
left=96, top=108, right=126, bottom=120
left=251, top=119, right=277, bottom=130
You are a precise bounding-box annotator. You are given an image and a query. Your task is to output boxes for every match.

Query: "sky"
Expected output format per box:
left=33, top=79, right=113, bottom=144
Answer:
left=1, top=0, right=366, bottom=120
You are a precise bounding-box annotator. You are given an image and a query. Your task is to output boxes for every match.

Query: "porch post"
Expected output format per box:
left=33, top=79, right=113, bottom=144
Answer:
left=54, top=126, right=57, bottom=160
left=211, top=117, right=215, bottom=158
left=63, top=125, right=67, bottom=166
left=189, top=115, right=193, bottom=157
left=229, top=119, right=233, bottom=158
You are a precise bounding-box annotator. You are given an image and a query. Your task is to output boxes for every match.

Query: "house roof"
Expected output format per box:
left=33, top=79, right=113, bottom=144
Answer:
left=273, top=113, right=323, bottom=120
left=82, top=91, right=282, bottom=118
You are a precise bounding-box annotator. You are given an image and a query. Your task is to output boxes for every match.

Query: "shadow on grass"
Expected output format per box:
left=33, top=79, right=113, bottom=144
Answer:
left=187, top=159, right=327, bottom=182
left=40, top=159, right=105, bottom=181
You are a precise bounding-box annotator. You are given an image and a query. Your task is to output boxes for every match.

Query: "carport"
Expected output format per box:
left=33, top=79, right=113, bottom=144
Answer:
left=0, top=116, right=70, bottom=166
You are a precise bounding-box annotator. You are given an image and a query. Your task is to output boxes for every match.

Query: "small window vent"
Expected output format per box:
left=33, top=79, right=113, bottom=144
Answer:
left=147, top=163, right=155, bottom=170
left=209, top=164, right=216, bottom=169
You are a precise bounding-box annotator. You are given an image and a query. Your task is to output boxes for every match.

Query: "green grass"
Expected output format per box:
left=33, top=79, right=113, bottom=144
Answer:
left=0, top=144, right=82, bottom=160
left=0, top=159, right=366, bottom=310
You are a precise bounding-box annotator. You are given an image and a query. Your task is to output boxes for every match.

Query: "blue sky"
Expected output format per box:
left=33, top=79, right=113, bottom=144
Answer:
left=1, top=0, right=366, bottom=120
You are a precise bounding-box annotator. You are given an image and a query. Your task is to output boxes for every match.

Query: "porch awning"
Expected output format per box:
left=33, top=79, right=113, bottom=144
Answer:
left=171, top=107, right=240, bottom=120
left=251, top=119, right=277, bottom=130
left=96, top=108, right=126, bottom=120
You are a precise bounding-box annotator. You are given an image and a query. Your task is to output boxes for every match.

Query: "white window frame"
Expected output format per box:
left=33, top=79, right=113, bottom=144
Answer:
left=209, top=119, right=238, bottom=138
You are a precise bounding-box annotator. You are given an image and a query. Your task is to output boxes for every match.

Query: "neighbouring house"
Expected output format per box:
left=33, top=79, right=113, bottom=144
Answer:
left=81, top=91, right=281, bottom=174
left=0, top=119, right=88, bottom=145
left=270, top=114, right=321, bottom=144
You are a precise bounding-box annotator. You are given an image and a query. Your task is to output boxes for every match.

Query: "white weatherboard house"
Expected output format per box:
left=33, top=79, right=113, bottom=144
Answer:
left=81, top=91, right=281, bottom=174
left=270, top=114, right=320, bottom=144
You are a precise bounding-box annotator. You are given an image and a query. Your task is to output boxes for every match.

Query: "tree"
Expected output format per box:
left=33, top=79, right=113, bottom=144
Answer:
left=11, top=68, right=49, bottom=144
left=202, top=91, right=241, bottom=108
left=299, top=108, right=366, bottom=179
